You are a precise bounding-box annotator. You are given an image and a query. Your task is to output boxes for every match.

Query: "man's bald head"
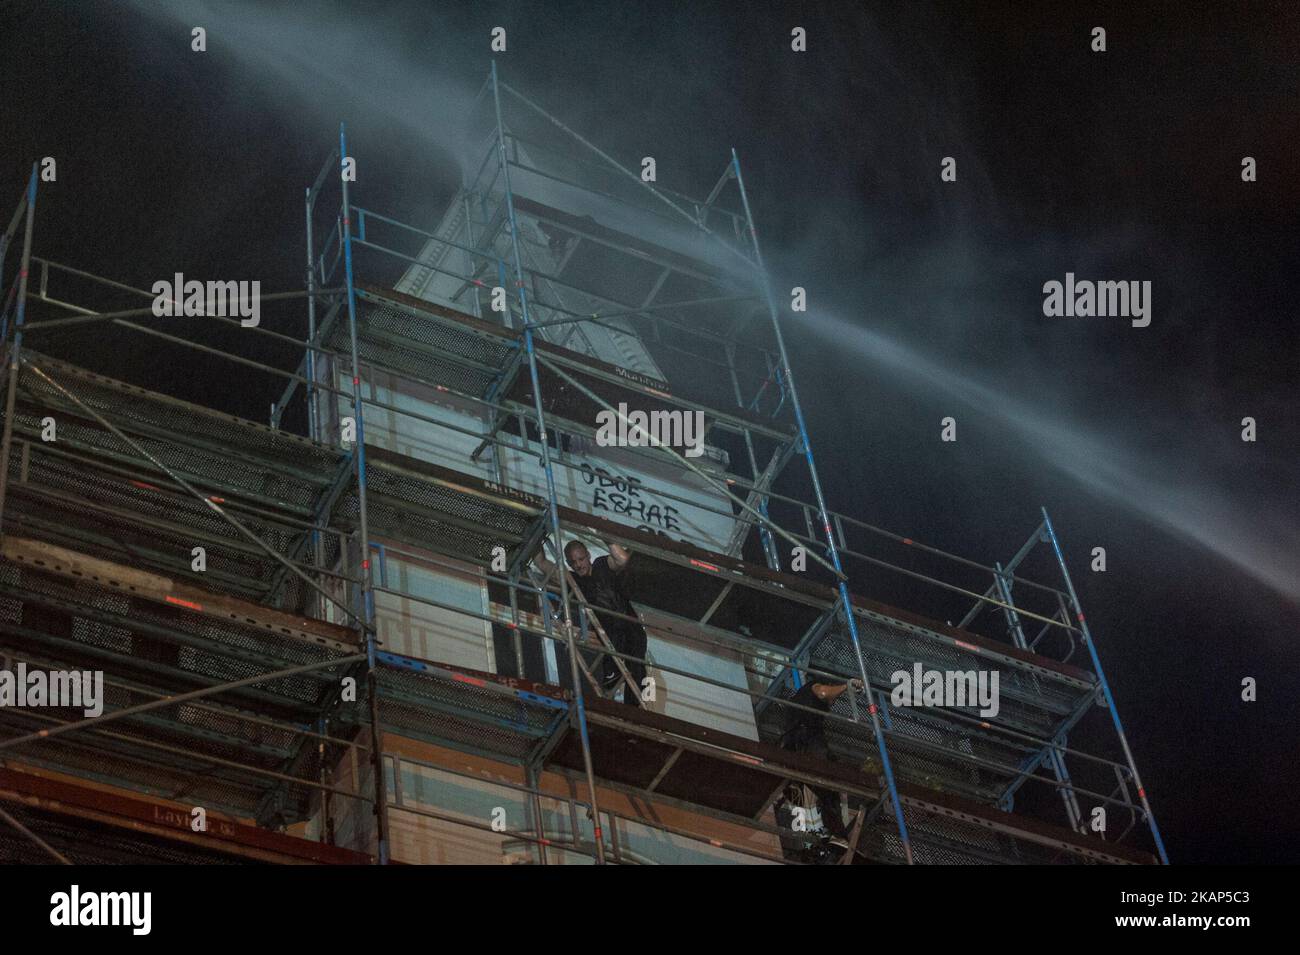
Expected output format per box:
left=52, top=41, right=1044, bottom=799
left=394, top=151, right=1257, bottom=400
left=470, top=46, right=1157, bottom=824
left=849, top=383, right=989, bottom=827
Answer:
left=564, top=541, right=592, bottom=576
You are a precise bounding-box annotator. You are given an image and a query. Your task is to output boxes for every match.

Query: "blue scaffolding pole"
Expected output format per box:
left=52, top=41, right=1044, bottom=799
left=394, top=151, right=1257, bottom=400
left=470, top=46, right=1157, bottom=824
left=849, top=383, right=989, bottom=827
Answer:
left=0, top=165, right=38, bottom=533
left=491, top=61, right=608, bottom=863
left=339, top=122, right=391, bottom=865
left=993, top=560, right=1083, bottom=829
left=1041, top=507, right=1169, bottom=864
left=731, top=149, right=914, bottom=864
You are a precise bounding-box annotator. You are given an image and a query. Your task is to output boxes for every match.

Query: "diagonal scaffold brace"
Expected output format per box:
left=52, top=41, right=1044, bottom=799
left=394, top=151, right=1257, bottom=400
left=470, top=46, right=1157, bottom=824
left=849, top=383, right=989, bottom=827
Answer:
left=730, top=148, right=915, bottom=864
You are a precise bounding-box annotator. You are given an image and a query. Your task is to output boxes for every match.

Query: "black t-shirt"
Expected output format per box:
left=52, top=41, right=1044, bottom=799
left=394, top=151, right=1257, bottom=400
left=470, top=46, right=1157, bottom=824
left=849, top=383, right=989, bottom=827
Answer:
left=571, top=555, right=640, bottom=633
left=781, top=681, right=831, bottom=750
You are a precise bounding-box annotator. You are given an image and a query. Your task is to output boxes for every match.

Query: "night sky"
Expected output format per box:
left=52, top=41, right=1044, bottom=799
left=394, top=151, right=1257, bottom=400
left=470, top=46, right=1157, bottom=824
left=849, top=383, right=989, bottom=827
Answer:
left=2, top=1, right=1296, bottom=864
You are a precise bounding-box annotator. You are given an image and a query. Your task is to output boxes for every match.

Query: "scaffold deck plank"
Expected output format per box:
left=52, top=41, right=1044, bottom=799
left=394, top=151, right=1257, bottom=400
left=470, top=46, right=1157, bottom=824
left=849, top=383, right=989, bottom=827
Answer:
left=0, top=766, right=370, bottom=865
left=1, top=536, right=357, bottom=652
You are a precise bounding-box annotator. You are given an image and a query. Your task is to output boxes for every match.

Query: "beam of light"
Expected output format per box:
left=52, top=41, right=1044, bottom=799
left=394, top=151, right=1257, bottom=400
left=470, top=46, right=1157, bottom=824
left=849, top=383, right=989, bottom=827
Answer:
left=122, top=1, right=754, bottom=280
left=124, top=0, right=479, bottom=161
left=803, top=308, right=1300, bottom=603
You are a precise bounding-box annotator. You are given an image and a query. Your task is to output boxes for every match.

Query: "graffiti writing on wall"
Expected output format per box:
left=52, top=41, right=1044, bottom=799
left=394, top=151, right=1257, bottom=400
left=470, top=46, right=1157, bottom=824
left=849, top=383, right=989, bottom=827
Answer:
left=580, top=463, right=681, bottom=536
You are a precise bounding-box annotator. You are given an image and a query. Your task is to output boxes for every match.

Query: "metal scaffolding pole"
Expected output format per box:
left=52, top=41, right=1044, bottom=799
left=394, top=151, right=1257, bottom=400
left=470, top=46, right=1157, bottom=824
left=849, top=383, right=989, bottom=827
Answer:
left=730, top=148, right=914, bottom=863
left=0, top=165, right=37, bottom=534
left=17, top=359, right=361, bottom=626
left=491, top=61, right=606, bottom=863
left=726, top=341, right=780, bottom=569
left=339, top=122, right=390, bottom=865
left=302, top=152, right=335, bottom=619
left=0, top=653, right=366, bottom=753
left=524, top=761, right=550, bottom=865
left=305, top=161, right=332, bottom=441
left=1041, top=506, right=1169, bottom=864
left=0, top=803, right=72, bottom=865
left=993, top=562, right=1083, bottom=829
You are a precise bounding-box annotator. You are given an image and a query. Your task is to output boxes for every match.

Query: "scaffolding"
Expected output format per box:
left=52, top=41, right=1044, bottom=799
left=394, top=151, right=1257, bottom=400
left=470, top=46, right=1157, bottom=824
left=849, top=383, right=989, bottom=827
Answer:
left=0, top=66, right=1167, bottom=865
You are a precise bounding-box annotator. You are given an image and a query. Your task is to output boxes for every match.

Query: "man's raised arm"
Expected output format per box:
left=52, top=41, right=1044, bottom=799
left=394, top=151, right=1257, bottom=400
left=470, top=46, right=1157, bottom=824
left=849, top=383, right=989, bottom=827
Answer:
left=532, top=550, right=558, bottom=582
left=606, top=542, right=631, bottom=572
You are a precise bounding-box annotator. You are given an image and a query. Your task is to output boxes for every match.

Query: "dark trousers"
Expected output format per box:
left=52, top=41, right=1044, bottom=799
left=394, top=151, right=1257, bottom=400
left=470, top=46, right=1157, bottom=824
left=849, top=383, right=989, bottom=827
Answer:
left=783, top=733, right=847, bottom=838
left=555, top=621, right=648, bottom=707
left=601, top=622, right=647, bottom=707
